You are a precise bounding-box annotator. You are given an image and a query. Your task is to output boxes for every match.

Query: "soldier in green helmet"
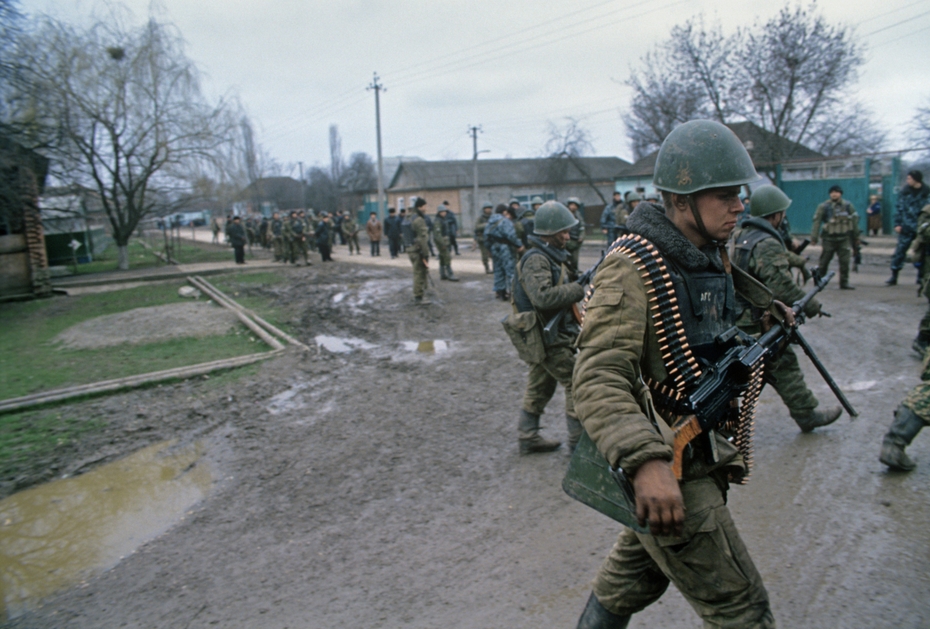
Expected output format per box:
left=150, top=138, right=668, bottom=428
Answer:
left=433, top=204, right=459, bottom=281
left=572, top=120, right=782, bottom=628
left=510, top=201, right=585, bottom=454
left=732, top=185, right=841, bottom=431
left=564, top=196, right=585, bottom=270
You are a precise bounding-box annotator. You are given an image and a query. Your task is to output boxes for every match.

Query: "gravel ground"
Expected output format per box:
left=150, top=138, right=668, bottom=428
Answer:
left=4, top=254, right=930, bottom=629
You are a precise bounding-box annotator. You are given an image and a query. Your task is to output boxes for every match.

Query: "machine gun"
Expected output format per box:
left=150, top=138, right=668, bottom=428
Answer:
left=541, top=251, right=606, bottom=345
left=791, top=238, right=811, bottom=255
left=665, top=269, right=857, bottom=477
left=563, top=270, right=858, bottom=530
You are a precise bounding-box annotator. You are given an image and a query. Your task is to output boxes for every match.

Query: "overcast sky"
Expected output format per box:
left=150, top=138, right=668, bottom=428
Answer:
left=20, top=0, right=930, bottom=176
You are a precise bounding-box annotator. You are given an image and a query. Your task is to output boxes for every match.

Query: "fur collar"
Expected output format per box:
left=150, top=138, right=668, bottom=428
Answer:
left=626, top=202, right=723, bottom=272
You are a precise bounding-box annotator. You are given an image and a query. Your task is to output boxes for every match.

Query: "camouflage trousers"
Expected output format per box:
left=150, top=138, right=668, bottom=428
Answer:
left=904, top=351, right=930, bottom=421
left=592, top=477, right=774, bottom=629
left=478, top=242, right=491, bottom=269
left=818, top=236, right=851, bottom=287
left=436, top=240, right=452, bottom=267
left=409, top=252, right=428, bottom=299
left=522, top=344, right=576, bottom=418
left=289, top=238, right=308, bottom=264
left=920, top=296, right=930, bottom=334
left=769, top=345, right=818, bottom=416
left=489, top=243, right=515, bottom=292
left=273, top=237, right=285, bottom=261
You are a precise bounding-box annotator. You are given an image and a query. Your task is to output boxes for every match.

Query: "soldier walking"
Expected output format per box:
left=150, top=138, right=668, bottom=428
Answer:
left=887, top=170, right=929, bottom=286
left=405, top=198, right=431, bottom=304
left=572, top=121, right=778, bottom=628
left=434, top=204, right=459, bottom=281
left=210, top=215, right=222, bottom=244
left=511, top=201, right=585, bottom=453
left=811, top=184, right=859, bottom=289
left=733, top=185, right=842, bottom=431
left=880, top=350, right=930, bottom=471
left=484, top=204, right=524, bottom=300
left=474, top=202, right=493, bottom=274
left=284, top=211, right=310, bottom=265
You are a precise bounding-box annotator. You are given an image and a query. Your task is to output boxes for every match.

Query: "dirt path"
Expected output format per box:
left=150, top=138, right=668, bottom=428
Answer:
left=5, top=253, right=930, bottom=628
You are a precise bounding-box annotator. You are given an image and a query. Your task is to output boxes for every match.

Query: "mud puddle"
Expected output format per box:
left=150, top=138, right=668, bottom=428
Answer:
left=314, top=335, right=377, bottom=353
left=401, top=340, right=449, bottom=353
left=0, top=440, right=212, bottom=620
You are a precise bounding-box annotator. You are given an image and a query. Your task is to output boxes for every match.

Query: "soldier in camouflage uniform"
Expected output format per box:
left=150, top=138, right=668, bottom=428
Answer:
left=907, top=202, right=930, bottom=353
left=406, top=198, right=432, bottom=304
left=512, top=201, right=586, bottom=454
left=484, top=204, right=524, bottom=300
left=565, top=197, right=585, bottom=271
left=268, top=212, right=284, bottom=262
left=299, top=210, right=316, bottom=252
left=572, top=121, right=777, bottom=628
left=811, top=184, right=859, bottom=289
left=880, top=349, right=930, bottom=471
left=733, top=185, right=842, bottom=431
left=285, top=211, right=310, bottom=265
left=342, top=212, right=361, bottom=255
left=433, top=205, right=459, bottom=281
left=474, top=202, right=493, bottom=274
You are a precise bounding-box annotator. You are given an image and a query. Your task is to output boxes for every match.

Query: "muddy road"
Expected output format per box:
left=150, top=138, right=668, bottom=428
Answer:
left=4, top=249, right=930, bottom=628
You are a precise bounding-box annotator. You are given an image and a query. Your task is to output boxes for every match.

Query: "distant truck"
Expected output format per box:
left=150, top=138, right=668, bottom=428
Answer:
left=170, top=211, right=209, bottom=227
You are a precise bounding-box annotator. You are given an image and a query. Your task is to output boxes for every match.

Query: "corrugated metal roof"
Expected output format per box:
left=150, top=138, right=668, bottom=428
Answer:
left=389, top=157, right=632, bottom=191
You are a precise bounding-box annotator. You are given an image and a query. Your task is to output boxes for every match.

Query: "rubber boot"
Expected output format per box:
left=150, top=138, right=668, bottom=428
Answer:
left=439, top=265, right=448, bottom=280
left=518, top=410, right=561, bottom=454
left=566, top=415, right=584, bottom=453
left=912, top=330, right=930, bottom=356
left=496, top=290, right=507, bottom=300
left=791, top=405, right=842, bottom=433
left=885, top=269, right=899, bottom=286
left=880, top=404, right=925, bottom=471
left=576, top=592, right=630, bottom=629
left=445, top=265, right=459, bottom=282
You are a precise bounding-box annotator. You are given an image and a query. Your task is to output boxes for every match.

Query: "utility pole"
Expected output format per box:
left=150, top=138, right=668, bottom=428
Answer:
left=469, top=125, right=487, bottom=229
left=298, top=161, right=306, bottom=214
left=368, top=73, right=386, bottom=218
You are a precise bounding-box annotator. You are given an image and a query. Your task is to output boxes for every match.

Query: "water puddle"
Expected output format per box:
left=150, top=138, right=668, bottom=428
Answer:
left=846, top=380, right=877, bottom=391
left=402, top=340, right=449, bottom=353
left=0, top=440, right=212, bottom=620
left=314, top=335, right=377, bottom=353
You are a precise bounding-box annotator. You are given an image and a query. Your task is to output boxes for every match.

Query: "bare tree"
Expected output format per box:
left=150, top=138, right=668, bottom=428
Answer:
left=623, top=3, right=884, bottom=161
left=543, top=117, right=608, bottom=204
left=910, top=97, right=930, bottom=155
left=7, top=13, right=235, bottom=269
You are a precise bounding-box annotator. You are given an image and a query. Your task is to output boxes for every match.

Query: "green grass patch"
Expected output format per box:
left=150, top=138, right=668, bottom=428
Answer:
left=74, top=238, right=234, bottom=275
left=74, top=240, right=162, bottom=274
left=0, top=282, right=272, bottom=400
left=0, top=411, right=106, bottom=479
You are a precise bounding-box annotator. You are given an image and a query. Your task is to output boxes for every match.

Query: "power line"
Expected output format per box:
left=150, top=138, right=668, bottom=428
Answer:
left=862, top=8, right=930, bottom=37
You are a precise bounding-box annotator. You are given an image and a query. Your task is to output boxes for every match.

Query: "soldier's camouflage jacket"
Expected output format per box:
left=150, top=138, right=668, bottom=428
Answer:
left=573, top=203, right=772, bottom=481
left=514, top=237, right=584, bottom=348
left=910, top=204, right=930, bottom=298
left=733, top=217, right=821, bottom=332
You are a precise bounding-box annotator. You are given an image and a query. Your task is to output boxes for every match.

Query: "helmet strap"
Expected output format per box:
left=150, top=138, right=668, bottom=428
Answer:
left=686, top=194, right=724, bottom=248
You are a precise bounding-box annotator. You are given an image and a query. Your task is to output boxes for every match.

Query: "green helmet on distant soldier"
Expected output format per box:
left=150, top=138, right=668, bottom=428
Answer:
left=750, top=185, right=792, bottom=218
left=534, top=201, right=578, bottom=235
left=626, top=192, right=642, bottom=202
left=653, top=120, right=758, bottom=194
left=531, top=195, right=544, bottom=207
left=565, top=196, right=581, bottom=208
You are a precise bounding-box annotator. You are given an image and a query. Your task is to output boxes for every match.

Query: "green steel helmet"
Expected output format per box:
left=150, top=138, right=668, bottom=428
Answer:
left=534, top=201, right=578, bottom=235
left=531, top=195, right=544, bottom=206
left=565, top=196, right=581, bottom=207
left=653, top=120, right=759, bottom=194
left=482, top=202, right=493, bottom=210
left=508, top=197, right=521, bottom=206
left=626, top=192, right=642, bottom=202
left=749, top=185, right=792, bottom=218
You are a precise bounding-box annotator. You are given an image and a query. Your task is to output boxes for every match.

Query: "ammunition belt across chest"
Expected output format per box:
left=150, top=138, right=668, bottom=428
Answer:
left=580, top=233, right=762, bottom=483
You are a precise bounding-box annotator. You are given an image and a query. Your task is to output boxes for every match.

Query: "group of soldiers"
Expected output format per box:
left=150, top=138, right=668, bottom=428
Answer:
left=475, top=195, right=586, bottom=301
left=401, top=199, right=465, bottom=303
left=215, top=209, right=372, bottom=265
left=475, top=120, right=929, bottom=628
